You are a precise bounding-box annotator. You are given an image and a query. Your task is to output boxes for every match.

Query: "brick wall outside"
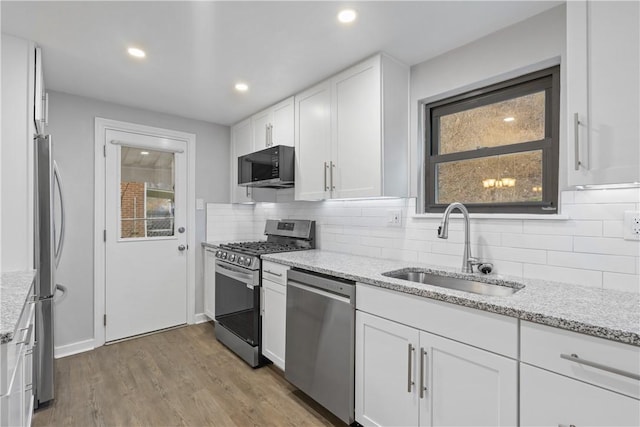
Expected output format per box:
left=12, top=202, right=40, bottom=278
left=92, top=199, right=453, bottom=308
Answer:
left=121, top=182, right=146, bottom=238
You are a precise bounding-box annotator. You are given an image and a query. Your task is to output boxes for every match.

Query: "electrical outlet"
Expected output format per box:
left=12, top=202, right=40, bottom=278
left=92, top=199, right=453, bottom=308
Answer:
left=623, top=211, right=640, bottom=240
left=387, top=210, right=402, bottom=227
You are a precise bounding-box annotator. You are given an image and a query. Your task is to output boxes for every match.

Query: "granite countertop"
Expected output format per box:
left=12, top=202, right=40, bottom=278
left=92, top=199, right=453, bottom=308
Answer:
left=262, top=250, right=640, bottom=346
left=1, top=270, right=36, bottom=344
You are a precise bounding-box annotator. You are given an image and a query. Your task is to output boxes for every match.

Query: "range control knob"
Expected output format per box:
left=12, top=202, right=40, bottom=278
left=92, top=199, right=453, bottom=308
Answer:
left=229, top=254, right=236, bottom=262
left=244, top=258, right=252, bottom=267
left=238, top=256, right=245, bottom=265
left=215, top=250, right=222, bottom=258
left=221, top=252, right=227, bottom=260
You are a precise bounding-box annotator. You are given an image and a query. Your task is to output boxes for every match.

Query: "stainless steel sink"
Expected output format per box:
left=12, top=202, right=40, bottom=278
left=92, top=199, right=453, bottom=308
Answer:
left=382, top=269, right=524, bottom=297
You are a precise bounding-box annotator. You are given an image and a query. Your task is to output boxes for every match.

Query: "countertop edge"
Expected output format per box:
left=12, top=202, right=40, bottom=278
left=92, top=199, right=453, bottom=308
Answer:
left=261, top=254, right=640, bottom=347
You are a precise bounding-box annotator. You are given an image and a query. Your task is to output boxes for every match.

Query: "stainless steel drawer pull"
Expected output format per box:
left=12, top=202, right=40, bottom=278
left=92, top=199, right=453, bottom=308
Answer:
left=324, top=162, right=329, bottom=191
left=264, top=270, right=282, bottom=277
left=407, top=344, right=414, bottom=393
left=560, top=353, right=640, bottom=381
left=419, top=347, right=427, bottom=398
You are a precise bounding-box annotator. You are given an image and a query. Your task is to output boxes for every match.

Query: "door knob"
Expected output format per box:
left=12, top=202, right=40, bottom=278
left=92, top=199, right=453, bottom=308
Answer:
left=178, top=245, right=186, bottom=251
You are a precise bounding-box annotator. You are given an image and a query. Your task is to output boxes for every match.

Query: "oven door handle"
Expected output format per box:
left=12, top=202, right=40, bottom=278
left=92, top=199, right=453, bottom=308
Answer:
left=215, top=261, right=256, bottom=286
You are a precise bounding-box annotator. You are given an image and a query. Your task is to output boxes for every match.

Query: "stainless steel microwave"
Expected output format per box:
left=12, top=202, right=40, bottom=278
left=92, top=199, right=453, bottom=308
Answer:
left=238, top=145, right=294, bottom=188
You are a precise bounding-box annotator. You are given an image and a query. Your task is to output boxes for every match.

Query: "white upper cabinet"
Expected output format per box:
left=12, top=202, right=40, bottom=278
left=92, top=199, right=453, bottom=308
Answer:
left=34, top=46, right=47, bottom=134
left=295, top=54, right=409, bottom=200
left=252, top=96, right=294, bottom=151
left=294, top=80, right=332, bottom=200
left=567, top=0, right=640, bottom=186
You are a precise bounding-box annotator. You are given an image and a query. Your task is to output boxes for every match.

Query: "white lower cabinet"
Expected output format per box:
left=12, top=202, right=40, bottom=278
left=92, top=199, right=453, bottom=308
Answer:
left=520, top=364, right=640, bottom=426
left=355, top=311, right=517, bottom=427
left=1, top=286, right=35, bottom=427
left=203, top=248, right=216, bottom=320
left=261, top=261, right=290, bottom=370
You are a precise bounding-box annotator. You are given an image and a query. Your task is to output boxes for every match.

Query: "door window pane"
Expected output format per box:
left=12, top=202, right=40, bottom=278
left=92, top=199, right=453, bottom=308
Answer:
left=436, top=151, right=543, bottom=205
left=120, top=147, right=175, bottom=239
left=439, top=91, right=545, bottom=154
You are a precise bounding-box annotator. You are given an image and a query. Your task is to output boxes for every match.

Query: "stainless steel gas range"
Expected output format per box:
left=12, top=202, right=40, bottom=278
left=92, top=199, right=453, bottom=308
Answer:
left=213, top=219, right=315, bottom=367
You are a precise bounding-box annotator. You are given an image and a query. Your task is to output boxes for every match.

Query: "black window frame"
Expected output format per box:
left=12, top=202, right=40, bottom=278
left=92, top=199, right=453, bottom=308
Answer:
left=423, top=66, right=560, bottom=214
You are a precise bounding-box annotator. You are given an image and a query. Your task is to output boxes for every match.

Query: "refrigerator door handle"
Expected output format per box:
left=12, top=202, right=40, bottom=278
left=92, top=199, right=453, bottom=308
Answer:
left=53, top=161, right=65, bottom=266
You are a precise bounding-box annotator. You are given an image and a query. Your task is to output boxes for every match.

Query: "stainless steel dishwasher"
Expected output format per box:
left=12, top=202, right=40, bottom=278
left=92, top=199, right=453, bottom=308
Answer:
left=285, top=268, right=355, bottom=425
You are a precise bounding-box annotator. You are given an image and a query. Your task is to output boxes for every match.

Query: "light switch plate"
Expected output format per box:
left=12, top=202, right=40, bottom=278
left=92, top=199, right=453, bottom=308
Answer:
left=387, top=210, right=402, bottom=227
left=623, top=211, right=640, bottom=240
left=196, top=198, right=204, bottom=210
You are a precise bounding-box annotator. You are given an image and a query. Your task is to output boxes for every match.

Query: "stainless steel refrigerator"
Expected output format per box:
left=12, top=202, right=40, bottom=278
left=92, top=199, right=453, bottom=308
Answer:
left=34, top=134, right=65, bottom=408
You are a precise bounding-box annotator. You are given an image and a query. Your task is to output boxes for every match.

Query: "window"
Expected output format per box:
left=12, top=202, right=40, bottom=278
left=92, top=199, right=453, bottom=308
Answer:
left=423, top=66, right=560, bottom=214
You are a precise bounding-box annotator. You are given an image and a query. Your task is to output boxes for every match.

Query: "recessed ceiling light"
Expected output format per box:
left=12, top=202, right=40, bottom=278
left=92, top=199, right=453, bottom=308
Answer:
left=140, top=151, right=149, bottom=155
left=337, top=9, right=357, bottom=24
left=127, top=47, right=146, bottom=58
left=503, top=117, right=515, bottom=122
left=235, top=82, right=249, bottom=92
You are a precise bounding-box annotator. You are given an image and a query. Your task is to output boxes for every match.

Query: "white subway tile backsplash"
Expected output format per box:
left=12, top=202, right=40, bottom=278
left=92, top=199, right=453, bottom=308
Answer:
left=501, top=233, right=573, bottom=251
left=546, top=251, right=636, bottom=274
left=562, top=203, right=636, bottom=220
left=573, top=237, right=640, bottom=257
left=523, top=220, right=602, bottom=237
left=206, top=188, right=640, bottom=292
left=523, top=264, right=603, bottom=288
left=603, top=272, right=640, bottom=293
left=573, top=188, right=640, bottom=204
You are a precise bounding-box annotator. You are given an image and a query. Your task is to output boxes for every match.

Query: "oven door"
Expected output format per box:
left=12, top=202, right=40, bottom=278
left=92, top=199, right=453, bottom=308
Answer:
left=214, top=260, right=261, bottom=346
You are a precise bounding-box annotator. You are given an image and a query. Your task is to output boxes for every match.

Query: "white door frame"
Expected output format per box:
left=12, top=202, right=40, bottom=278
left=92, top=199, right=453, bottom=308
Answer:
left=94, top=117, right=196, bottom=347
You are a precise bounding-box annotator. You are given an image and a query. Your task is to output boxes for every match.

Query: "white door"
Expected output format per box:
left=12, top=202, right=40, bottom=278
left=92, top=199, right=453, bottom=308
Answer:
left=355, top=311, right=420, bottom=427
left=105, top=129, right=188, bottom=342
left=419, top=330, right=518, bottom=427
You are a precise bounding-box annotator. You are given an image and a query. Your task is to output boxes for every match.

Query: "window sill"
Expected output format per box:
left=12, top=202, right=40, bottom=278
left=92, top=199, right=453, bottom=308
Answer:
left=410, top=212, right=570, bottom=221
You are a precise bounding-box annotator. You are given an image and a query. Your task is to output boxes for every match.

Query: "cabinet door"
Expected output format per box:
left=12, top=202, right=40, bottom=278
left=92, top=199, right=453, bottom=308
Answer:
left=295, top=81, right=332, bottom=200
left=355, top=311, right=420, bottom=427
left=230, top=119, right=254, bottom=203
left=252, top=108, right=272, bottom=151
left=261, top=279, right=286, bottom=370
left=331, top=57, right=382, bottom=199
left=271, top=97, right=294, bottom=147
left=567, top=1, right=640, bottom=185
left=419, top=330, right=517, bottom=427
left=203, top=248, right=216, bottom=320
left=521, top=363, right=640, bottom=426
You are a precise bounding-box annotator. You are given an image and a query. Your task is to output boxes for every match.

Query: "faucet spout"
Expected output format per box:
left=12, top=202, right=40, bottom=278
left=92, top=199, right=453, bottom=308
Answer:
left=438, top=202, right=474, bottom=273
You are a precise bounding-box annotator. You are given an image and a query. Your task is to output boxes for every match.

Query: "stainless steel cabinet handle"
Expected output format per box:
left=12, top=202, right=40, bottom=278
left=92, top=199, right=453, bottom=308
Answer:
left=324, top=162, right=329, bottom=191
left=330, top=161, right=336, bottom=191
left=560, top=353, right=640, bottom=381
left=573, top=113, right=582, bottom=171
left=265, top=123, right=269, bottom=147
left=419, top=347, right=427, bottom=398
left=407, top=344, right=414, bottom=393
left=246, top=186, right=250, bottom=198
left=269, top=124, right=273, bottom=147
left=264, top=270, right=282, bottom=277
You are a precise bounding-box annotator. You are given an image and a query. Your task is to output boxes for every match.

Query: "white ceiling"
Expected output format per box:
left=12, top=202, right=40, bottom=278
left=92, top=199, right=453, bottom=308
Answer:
left=1, top=1, right=562, bottom=126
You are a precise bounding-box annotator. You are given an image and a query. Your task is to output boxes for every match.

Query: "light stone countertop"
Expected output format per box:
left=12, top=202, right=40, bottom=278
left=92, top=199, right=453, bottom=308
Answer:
left=1, top=270, right=36, bottom=344
left=261, top=250, right=640, bottom=346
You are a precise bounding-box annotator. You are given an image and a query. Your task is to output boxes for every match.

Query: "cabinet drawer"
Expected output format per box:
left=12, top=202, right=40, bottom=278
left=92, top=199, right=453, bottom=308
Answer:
left=521, top=321, right=640, bottom=399
left=356, top=283, right=518, bottom=358
left=0, top=300, right=35, bottom=396
left=262, top=261, right=289, bottom=286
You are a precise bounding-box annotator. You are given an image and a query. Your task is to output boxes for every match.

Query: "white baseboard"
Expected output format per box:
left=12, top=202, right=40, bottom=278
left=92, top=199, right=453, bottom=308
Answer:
left=54, top=338, right=95, bottom=359
left=194, top=312, right=213, bottom=324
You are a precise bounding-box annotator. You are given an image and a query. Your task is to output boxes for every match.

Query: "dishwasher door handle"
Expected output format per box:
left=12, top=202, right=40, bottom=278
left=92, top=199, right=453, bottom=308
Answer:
left=288, top=280, right=350, bottom=304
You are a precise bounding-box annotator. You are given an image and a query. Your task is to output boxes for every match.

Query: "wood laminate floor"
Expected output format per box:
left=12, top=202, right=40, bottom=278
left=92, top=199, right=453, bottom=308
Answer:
left=33, top=322, right=345, bottom=427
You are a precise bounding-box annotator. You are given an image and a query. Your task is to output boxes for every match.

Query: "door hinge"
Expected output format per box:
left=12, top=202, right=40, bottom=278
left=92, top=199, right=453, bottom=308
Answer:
left=103, top=145, right=106, bottom=157
left=103, top=229, right=106, bottom=242
left=103, top=314, right=107, bottom=326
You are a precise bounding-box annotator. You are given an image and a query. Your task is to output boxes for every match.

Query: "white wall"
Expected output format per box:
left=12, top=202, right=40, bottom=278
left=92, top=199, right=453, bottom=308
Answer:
left=409, top=4, right=566, bottom=196
left=47, top=91, right=229, bottom=350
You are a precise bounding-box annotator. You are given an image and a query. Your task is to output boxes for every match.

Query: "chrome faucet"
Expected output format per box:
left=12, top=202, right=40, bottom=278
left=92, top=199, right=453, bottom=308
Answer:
left=438, top=202, right=478, bottom=274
